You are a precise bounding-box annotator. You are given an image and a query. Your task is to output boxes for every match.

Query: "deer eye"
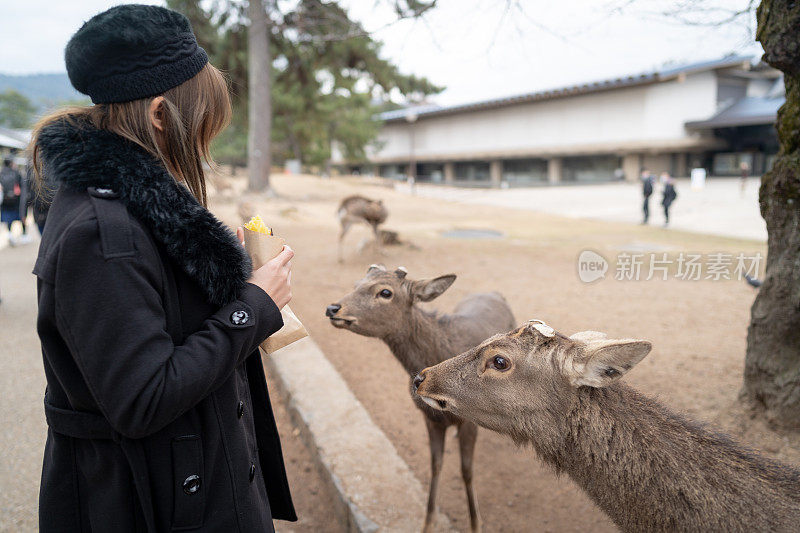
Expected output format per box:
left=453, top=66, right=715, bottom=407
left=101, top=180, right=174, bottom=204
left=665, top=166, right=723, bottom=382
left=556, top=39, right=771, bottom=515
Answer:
left=490, top=355, right=510, bottom=371
left=378, top=289, right=393, bottom=299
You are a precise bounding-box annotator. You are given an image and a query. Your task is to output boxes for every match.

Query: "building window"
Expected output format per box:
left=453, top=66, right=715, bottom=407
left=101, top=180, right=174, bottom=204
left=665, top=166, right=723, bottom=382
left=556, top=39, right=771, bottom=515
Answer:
left=454, top=161, right=491, bottom=184
left=417, top=163, right=444, bottom=183
left=562, top=156, right=620, bottom=182
left=502, top=158, right=548, bottom=185
left=712, top=152, right=755, bottom=176
left=379, top=164, right=404, bottom=180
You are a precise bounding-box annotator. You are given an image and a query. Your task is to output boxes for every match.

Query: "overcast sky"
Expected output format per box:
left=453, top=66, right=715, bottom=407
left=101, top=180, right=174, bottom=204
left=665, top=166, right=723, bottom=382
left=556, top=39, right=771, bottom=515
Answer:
left=1, top=0, right=761, bottom=106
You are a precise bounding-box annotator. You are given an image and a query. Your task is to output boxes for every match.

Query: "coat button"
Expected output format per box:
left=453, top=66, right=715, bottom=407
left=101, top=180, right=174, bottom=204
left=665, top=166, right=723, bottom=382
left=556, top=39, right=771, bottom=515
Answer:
left=237, top=401, right=244, bottom=419
left=230, top=310, right=249, bottom=325
left=87, top=186, right=119, bottom=198
left=182, top=474, right=201, bottom=495
left=249, top=463, right=256, bottom=482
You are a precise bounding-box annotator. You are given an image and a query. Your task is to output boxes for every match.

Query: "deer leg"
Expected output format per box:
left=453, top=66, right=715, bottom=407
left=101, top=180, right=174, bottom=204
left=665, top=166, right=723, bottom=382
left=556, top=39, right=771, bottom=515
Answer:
left=458, top=422, right=481, bottom=533
left=371, top=223, right=384, bottom=255
left=338, top=219, right=352, bottom=263
left=422, top=417, right=446, bottom=533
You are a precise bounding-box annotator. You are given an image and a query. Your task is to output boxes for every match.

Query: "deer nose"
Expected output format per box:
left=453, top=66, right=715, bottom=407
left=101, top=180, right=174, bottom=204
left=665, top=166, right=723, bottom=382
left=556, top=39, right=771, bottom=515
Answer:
left=413, top=372, right=425, bottom=392
left=326, top=304, right=341, bottom=318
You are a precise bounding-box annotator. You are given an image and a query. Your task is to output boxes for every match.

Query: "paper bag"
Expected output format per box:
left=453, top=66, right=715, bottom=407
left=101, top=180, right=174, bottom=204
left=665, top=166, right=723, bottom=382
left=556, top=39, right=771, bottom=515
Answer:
left=244, top=228, right=308, bottom=354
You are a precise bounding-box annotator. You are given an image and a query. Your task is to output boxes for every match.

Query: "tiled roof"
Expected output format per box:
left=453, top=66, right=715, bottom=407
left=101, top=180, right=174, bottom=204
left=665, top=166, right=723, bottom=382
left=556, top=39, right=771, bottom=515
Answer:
left=380, top=55, right=757, bottom=123
left=685, top=97, right=784, bottom=129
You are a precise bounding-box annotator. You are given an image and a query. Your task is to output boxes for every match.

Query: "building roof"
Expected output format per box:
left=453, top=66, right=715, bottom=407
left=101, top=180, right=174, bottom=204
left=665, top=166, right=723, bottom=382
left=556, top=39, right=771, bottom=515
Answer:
left=685, top=97, right=784, bottom=129
left=0, top=126, right=31, bottom=150
left=380, top=55, right=759, bottom=123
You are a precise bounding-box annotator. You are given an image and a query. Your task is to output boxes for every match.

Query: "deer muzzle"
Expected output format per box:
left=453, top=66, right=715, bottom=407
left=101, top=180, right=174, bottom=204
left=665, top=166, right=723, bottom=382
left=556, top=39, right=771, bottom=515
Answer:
left=413, top=370, right=449, bottom=410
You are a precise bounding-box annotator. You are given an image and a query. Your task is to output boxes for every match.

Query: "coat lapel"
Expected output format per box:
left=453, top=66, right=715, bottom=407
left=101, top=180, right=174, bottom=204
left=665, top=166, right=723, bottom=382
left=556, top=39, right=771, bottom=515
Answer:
left=36, top=116, right=252, bottom=306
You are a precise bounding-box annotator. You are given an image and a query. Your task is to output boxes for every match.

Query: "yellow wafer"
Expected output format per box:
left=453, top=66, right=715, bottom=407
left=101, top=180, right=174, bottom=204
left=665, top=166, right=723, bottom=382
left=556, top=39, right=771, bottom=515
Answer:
left=244, top=215, right=273, bottom=235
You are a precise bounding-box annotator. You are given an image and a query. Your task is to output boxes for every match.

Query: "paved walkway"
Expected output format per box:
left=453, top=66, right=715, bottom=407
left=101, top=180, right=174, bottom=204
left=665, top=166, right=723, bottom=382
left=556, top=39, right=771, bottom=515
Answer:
left=0, top=236, right=46, bottom=531
left=397, top=178, right=766, bottom=241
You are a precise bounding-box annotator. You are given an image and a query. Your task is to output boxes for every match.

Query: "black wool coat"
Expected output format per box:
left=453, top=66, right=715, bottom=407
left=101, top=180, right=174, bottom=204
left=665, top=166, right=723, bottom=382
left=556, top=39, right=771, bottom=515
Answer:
left=34, top=117, right=296, bottom=532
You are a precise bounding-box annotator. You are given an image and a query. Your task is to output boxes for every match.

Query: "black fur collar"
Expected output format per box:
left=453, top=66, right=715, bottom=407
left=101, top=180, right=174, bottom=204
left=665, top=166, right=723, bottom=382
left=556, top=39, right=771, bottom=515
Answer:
left=36, top=117, right=251, bottom=306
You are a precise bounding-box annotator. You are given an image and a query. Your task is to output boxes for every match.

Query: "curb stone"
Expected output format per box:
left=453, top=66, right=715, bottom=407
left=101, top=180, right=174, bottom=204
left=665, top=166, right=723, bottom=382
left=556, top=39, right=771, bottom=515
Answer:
left=264, top=337, right=454, bottom=532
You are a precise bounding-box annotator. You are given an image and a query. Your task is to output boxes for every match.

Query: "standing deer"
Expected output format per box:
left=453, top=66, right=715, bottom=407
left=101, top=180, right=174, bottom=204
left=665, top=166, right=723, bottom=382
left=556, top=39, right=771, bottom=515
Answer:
left=337, top=195, right=388, bottom=262
left=326, top=265, right=516, bottom=532
left=414, top=321, right=800, bottom=532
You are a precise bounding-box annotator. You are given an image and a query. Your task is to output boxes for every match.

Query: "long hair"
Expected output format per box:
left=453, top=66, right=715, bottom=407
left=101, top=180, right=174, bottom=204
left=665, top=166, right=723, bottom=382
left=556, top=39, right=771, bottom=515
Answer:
left=30, top=63, right=231, bottom=207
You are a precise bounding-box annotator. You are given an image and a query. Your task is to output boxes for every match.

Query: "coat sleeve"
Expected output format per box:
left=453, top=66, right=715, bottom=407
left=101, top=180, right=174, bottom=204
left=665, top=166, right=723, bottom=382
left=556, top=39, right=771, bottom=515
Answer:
left=53, top=219, right=283, bottom=439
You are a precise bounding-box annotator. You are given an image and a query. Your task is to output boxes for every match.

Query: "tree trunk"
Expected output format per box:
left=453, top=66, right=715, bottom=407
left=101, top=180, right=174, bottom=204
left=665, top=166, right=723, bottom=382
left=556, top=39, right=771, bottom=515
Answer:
left=247, top=0, right=272, bottom=193
left=287, top=123, right=302, bottom=163
left=743, top=0, right=800, bottom=429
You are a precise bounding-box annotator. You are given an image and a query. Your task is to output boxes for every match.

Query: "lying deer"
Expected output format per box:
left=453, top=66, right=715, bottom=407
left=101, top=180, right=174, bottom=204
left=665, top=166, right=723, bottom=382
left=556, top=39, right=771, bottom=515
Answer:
left=337, top=195, right=388, bottom=262
left=326, top=265, right=516, bottom=532
left=414, top=321, right=800, bottom=532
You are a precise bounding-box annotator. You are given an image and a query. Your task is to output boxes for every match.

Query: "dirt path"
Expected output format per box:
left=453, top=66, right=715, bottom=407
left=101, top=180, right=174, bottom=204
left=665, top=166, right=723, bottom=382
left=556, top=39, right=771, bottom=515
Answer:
left=212, top=172, right=798, bottom=533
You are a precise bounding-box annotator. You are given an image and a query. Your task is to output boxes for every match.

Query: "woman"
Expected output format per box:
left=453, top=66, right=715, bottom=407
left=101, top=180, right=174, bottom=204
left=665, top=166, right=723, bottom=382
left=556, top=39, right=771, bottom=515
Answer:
left=31, top=5, right=295, bottom=531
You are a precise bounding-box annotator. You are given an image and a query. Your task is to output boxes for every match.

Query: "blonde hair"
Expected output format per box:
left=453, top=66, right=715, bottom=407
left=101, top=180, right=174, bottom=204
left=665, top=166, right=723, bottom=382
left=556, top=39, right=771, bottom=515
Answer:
left=30, top=63, right=231, bottom=207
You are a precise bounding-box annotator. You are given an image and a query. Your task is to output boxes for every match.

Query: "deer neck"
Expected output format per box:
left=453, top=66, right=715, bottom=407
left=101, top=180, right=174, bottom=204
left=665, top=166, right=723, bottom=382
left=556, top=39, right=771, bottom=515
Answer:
left=382, top=306, right=452, bottom=376
left=524, top=384, right=783, bottom=531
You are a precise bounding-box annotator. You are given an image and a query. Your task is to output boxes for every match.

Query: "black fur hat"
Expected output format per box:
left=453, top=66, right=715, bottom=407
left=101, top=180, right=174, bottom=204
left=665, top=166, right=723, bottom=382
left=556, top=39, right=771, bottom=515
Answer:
left=65, top=4, right=208, bottom=104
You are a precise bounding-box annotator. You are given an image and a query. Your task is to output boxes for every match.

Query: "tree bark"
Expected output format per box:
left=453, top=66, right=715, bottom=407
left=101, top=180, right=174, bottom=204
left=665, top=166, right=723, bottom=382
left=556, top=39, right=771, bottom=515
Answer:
left=743, top=0, right=800, bottom=429
left=247, top=0, right=272, bottom=193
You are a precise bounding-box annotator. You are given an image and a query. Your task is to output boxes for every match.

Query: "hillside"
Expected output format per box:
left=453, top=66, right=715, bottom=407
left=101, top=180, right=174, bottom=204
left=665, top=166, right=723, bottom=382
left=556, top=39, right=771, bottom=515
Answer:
left=0, top=73, right=85, bottom=110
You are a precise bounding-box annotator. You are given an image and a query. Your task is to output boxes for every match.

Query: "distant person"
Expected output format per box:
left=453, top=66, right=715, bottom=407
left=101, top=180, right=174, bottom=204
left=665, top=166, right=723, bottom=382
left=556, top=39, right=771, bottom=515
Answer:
left=0, top=156, right=24, bottom=245
left=640, top=168, right=654, bottom=224
left=661, top=172, right=677, bottom=227
left=740, top=161, right=750, bottom=196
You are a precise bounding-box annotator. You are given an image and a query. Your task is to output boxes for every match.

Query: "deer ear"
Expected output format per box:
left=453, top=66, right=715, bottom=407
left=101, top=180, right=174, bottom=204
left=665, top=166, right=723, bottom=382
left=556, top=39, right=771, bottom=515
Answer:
left=569, top=331, right=608, bottom=342
left=410, top=274, right=456, bottom=302
left=566, top=339, right=651, bottom=388
left=367, top=264, right=386, bottom=273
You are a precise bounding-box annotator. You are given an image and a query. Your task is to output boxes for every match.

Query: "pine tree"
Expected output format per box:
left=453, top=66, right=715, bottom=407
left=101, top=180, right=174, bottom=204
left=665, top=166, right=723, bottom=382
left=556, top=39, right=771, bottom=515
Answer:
left=168, top=0, right=442, bottom=188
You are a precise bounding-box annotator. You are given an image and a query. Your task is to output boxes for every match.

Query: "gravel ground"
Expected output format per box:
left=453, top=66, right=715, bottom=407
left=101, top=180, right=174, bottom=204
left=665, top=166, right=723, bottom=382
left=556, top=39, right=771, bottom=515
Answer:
left=401, top=177, right=766, bottom=241
left=210, top=172, right=798, bottom=533
left=0, top=241, right=47, bottom=532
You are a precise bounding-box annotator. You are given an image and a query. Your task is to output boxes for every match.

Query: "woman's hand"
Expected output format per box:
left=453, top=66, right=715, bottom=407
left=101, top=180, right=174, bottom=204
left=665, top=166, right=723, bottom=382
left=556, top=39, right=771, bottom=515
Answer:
left=237, top=227, right=294, bottom=310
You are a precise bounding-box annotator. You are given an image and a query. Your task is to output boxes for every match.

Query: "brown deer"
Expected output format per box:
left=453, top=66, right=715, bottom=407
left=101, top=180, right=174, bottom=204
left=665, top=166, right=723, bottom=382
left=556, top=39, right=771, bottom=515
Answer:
left=414, top=321, right=800, bottom=532
left=337, top=195, right=388, bottom=262
left=326, top=265, right=516, bottom=532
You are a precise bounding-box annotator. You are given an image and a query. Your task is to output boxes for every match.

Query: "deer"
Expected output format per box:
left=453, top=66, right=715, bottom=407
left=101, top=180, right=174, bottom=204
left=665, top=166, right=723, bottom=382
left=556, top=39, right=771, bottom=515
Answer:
left=414, top=320, right=800, bottom=532
left=337, top=195, right=388, bottom=262
left=326, top=265, right=516, bottom=532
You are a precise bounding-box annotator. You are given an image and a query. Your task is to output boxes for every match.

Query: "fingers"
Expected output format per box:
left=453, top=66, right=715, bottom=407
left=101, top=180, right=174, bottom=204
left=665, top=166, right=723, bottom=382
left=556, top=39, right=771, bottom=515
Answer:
left=273, top=245, right=294, bottom=267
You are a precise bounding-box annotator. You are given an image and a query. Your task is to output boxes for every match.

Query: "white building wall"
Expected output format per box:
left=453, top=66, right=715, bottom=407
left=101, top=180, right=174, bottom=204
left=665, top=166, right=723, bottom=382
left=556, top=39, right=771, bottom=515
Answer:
left=746, top=78, right=777, bottom=97
left=368, top=71, right=719, bottom=163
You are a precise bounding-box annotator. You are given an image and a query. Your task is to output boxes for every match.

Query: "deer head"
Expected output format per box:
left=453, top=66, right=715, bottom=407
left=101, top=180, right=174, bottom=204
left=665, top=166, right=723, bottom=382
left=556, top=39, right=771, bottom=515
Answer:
left=413, top=320, right=651, bottom=438
left=326, top=264, right=456, bottom=338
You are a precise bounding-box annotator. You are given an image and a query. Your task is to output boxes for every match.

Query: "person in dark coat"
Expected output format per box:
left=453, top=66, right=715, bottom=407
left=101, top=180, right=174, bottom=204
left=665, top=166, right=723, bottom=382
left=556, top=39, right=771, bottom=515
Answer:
left=640, top=168, right=654, bottom=224
left=1, top=156, right=24, bottom=243
left=661, top=172, right=678, bottom=227
left=30, top=5, right=296, bottom=531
